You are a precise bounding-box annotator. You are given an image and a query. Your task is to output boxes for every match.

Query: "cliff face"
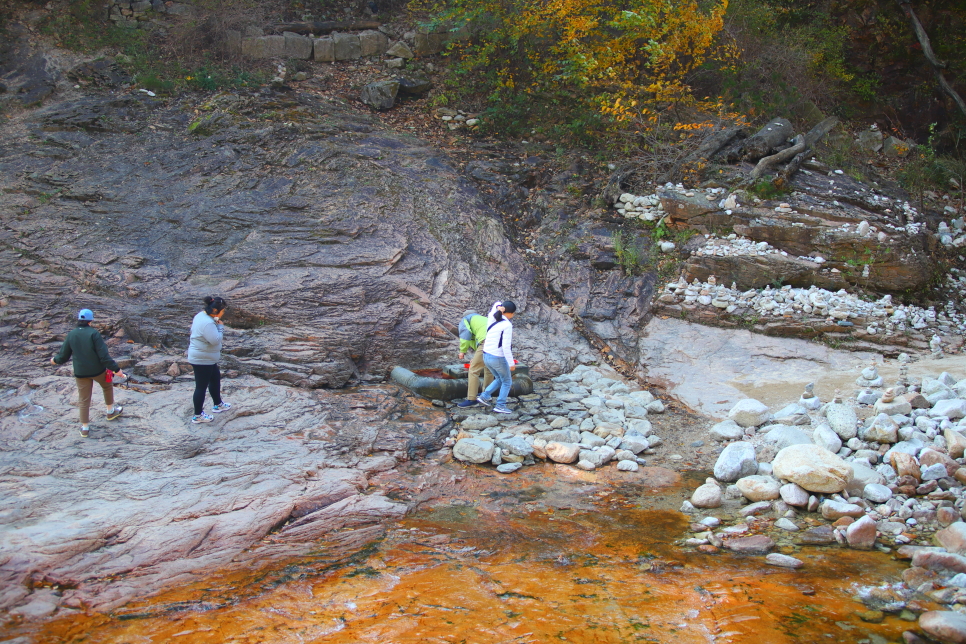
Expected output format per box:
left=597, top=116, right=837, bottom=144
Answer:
left=0, top=76, right=593, bottom=387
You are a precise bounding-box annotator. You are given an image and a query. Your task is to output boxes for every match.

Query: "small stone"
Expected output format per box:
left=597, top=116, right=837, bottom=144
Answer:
left=765, top=553, right=803, bottom=568
left=724, top=535, right=775, bottom=554
left=453, top=438, right=494, bottom=463
left=775, top=517, right=800, bottom=531
left=820, top=500, right=864, bottom=520
left=846, top=515, right=877, bottom=549
left=936, top=522, right=966, bottom=555
left=617, top=460, right=638, bottom=472
left=864, top=483, right=893, bottom=503
left=497, top=462, right=522, bottom=474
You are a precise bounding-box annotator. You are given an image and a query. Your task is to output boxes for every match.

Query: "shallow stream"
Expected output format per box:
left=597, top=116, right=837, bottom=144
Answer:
left=26, top=465, right=921, bottom=644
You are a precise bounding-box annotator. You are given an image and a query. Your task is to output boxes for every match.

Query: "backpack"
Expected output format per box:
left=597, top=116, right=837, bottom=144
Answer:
left=458, top=314, right=475, bottom=342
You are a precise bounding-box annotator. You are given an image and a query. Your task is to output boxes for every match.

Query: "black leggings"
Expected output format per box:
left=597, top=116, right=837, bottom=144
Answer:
left=191, top=363, right=222, bottom=415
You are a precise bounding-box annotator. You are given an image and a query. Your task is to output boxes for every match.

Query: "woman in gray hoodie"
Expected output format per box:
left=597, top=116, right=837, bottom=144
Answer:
left=188, top=296, right=231, bottom=423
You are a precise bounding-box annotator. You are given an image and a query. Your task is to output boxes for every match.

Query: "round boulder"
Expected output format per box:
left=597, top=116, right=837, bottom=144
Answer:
left=826, top=400, right=858, bottom=440
left=772, top=444, right=853, bottom=494
left=709, top=419, right=744, bottom=441
left=735, top=475, right=781, bottom=502
left=713, top=441, right=758, bottom=482
left=545, top=441, right=580, bottom=463
left=453, top=438, right=495, bottom=464
left=727, top=399, right=771, bottom=428
left=920, top=611, right=966, bottom=644
left=691, top=480, right=722, bottom=508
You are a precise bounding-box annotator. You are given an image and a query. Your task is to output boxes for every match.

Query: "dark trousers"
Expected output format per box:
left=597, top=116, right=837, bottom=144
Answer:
left=191, top=363, right=222, bottom=415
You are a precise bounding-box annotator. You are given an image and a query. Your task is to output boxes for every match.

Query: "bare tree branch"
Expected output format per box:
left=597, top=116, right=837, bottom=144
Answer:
left=896, top=0, right=966, bottom=120
left=748, top=117, right=840, bottom=182
left=750, top=135, right=804, bottom=181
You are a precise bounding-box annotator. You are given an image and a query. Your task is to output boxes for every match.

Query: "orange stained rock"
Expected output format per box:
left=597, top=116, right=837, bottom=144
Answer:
left=28, top=504, right=921, bottom=644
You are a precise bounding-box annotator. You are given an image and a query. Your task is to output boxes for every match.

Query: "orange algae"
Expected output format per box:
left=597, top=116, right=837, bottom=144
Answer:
left=29, top=504, right=914, bottom=644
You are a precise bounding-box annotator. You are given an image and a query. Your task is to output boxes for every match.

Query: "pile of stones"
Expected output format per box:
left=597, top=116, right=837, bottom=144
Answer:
left=435, top=108, right=480, bottom=131
left=657, top=277, right=966, bottom=340
left=691, top=234, right=827, bottom=265
left=447, top=365, right=664, bottom=474
left=617, top=180, right=964, bottom=251
left=683, top=363, right=966, bottom=641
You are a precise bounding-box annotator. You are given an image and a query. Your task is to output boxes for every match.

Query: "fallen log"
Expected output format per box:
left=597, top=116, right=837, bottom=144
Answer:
left=269, top=20, right=382, bottom=36
left=693, top=126, right=748, bottom=162
left=748, top=116, right=840, bottom=183
left=739, top=118, right=792, bottom=161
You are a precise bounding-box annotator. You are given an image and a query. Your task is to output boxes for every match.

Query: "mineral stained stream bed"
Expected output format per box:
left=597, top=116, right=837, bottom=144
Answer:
left=14, top=463, right=919, bottom=644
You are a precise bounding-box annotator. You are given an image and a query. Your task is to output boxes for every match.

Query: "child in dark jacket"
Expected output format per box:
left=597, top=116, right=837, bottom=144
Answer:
left=51, top=309, right=125, bottom=438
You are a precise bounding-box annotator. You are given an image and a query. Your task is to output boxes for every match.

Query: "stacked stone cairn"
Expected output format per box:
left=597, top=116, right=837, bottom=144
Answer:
left=688, top=362, right=966, bottom=642
left=447, top=365, right=664, bottom=475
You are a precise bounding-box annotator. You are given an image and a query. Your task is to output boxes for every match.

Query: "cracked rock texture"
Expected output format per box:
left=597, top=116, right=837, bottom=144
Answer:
left=0, top=376, right=445, bottom=615
left=0, top=87, right=591, bottom=387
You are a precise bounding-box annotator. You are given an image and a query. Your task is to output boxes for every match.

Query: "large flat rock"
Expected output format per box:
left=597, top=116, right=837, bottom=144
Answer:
left=0, top=376, right=432, bottom=616
left=637, top=317, right=878, bottom=416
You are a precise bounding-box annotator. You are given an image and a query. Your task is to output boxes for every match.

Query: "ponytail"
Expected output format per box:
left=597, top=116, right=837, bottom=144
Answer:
left=204, top=295, right=226, bottom=315
left=493, top=309, right=504, bottom=323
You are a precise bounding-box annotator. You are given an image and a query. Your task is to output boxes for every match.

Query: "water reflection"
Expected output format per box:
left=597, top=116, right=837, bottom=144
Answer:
left=33, top=498, right=912, bottom=643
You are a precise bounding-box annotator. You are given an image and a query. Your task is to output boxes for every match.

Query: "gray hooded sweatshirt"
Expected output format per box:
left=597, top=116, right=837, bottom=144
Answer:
left=187, top=311, right=223, bottom=365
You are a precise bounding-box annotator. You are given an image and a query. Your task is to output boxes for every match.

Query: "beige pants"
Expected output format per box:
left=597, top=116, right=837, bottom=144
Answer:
left=76, top=372, right=114, bottom=425
left=466, top=344, right=493, bottom=399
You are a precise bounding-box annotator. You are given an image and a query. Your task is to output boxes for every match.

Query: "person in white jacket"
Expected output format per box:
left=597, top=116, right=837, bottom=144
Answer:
left=476, top=300, right=517, bottom=414
left=187, top=295, right=232, bottom=424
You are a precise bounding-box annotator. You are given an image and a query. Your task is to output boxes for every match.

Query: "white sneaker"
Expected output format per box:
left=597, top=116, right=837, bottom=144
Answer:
left=212, top=402, right=232, bottom=413
left=191, top=413, right=214, bottom=424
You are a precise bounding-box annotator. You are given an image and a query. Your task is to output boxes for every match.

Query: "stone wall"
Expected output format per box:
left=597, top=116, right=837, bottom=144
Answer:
left=108, top=0, right=197, bottom=26
left=240, top=25, right=464, bottom=61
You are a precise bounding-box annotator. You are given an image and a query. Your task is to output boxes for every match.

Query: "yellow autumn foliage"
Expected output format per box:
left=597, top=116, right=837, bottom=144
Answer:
left=423, top=0, right=728, bottom=138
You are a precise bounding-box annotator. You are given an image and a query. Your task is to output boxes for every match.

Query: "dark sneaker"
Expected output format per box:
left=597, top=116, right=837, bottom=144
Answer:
left=457, top=399, right=478, bottom=408
left=79, top=426, right=90, bottom=438
left=493, top=406, right=512, bottom=414
left=476, top=396, right=492, bottom=407
left=107, top=405, right=123, bottom=421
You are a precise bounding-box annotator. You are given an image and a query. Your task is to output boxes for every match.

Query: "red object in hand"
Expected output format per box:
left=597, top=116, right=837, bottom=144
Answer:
left=105, top=370, right=114, bottom=383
